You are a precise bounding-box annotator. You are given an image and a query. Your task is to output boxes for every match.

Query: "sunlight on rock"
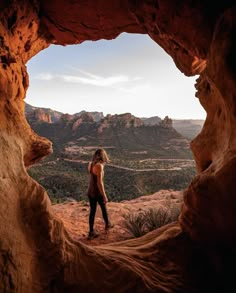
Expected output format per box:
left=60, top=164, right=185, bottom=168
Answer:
left=0, top=1, right=235, bottom=292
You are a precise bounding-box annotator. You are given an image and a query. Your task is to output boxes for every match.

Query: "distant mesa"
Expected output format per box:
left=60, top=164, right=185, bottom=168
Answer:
left=79, top=112, right=95, bottom=122
left=26, top=108, right=52, bottom=124
left=60, top=113, right=75, bottom=122
left=72, top=113, right=95, bottom=131
left=24, top=102, right=104, bottom=124
left=75, top=110, right=104, bottom=122
left=172, top=119, right=204, bottom=139
left=25, top=102, right=204, bottom=140
left=141, top=115, right=162, bottom=126
left=25, top=102, right=194, bottom=163
left=105, top=113, right=142, bottom=127
left=25, top=102, right=63, bottom=123
left=97, top=113, right=143, bottom=133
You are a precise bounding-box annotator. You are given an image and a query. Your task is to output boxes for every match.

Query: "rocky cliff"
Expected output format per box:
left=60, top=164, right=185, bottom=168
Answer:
left=27, top=108, right=52, bottom=123
left=25, top=102, right=63, bottom=123
left=26, top=110, right=192, bottom=160
left=26, top=103, right=205, bottom=139
left=0, top=1, right=236, bottom=292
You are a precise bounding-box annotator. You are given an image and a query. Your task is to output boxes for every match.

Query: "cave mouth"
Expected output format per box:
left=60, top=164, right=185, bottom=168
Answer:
left=25, top=33, right=205, bottom=210
left=1, top=1, right=235, bottom=291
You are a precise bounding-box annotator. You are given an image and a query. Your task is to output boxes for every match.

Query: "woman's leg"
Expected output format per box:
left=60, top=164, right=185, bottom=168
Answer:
left=97, top=196, right=109, bottom=227
left=89, top=197, right=97, bottom=232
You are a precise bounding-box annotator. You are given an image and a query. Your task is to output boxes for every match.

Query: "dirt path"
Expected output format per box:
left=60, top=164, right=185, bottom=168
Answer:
left=63, top=159, right=189, bottom=171
left=35, top=157, right=194, bottom=172
left=64, top=158, right=195, bottom=171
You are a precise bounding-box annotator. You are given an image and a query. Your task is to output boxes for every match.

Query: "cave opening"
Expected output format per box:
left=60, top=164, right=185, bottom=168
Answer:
left=25, top=32, right=205, bottom=242
left=1, top=1, right=235, bottom=291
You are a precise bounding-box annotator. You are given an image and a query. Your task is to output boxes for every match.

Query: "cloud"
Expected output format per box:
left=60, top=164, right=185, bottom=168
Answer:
left=61, top=73, right=130, bottom=87
left=62, top=69, right=144, bottom=88
left=34, top=70, right=146, bottom=93
left=35, top=73, right=54, bottom=80
left=36, top=70, right=143, bottom=88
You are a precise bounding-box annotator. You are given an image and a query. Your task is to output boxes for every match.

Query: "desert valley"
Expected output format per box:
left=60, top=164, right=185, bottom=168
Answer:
left=25, top=103, right=204, bottom=243
left=26, top=103, right=204, bottom=203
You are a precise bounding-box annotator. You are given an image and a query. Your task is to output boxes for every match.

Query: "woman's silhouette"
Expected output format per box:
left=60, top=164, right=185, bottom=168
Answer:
left=87, top=148, right=113, bottom=239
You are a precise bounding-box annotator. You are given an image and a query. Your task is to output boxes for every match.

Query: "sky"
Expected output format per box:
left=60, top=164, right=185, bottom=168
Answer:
left=25, top=33, right=206, bottom=120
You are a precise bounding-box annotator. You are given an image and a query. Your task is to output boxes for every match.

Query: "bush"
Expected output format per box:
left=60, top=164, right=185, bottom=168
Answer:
left=123, top=212, right=147, bottom=237
left=123, top=205, right=180, bottom=238
left=144, top=206, right=171, bottom=231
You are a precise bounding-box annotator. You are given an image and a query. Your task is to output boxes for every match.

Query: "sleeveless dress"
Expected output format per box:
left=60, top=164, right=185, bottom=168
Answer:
left=87, top=162, right=109, bottom=232
left=87, top=163, right=101, bottom=198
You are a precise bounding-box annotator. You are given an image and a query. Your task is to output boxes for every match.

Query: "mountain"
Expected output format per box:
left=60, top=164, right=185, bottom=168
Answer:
left=141, top=116, right=162, bottom=126
left=25, top=103, right=104, bottom=124
left=141, top=115, right=204, bottom=140
left=25, top=103, right=63, bottom=123
left=25, top=103, right=196, bottom=202
left=25, top=106, right=192, bottom=160
left=25, top=103, right=204, bottom=140
left=172, top=119, right=205, bottom=139
left=74, top=110, right=104, bottom=122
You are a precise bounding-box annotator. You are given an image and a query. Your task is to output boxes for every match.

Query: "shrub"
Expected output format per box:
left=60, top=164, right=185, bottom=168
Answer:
left=144, top=206, right=171, bottom=231
left=123, top=212, right=147, bottom=237
left=123, top=205, right=180, bottom=238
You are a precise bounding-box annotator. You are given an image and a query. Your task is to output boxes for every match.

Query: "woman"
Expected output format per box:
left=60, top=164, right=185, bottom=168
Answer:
left=87, top=148, right=113, bottom=239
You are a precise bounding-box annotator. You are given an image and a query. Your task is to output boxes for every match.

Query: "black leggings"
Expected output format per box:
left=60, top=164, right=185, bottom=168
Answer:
left=89, top=195, right=109, bottom=232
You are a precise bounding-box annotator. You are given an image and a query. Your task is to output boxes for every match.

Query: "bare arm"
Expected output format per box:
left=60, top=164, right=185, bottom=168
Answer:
left=95, top=163, right=108, bottom=203
left=88, top=162, right=92, bottom=173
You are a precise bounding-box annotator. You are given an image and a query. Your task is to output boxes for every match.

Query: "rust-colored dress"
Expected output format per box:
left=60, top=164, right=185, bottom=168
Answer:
left=87, top=163, right=101, bottom=198
left=87, top=162, right=109, bottom=232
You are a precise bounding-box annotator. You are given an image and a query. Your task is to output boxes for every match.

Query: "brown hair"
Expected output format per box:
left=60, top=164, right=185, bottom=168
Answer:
left=92, top=148, right=110, bottom=164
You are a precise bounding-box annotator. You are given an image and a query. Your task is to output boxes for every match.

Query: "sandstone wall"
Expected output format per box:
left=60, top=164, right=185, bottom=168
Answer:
left=0, top=0, right=235, bottom=291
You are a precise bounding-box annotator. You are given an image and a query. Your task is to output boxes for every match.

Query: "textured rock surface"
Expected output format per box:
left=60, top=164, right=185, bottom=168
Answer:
left=99, top=113, right=144, bottom=131
left=27, top=108, right=52, bottom=123
left=179, top=6, right=236, bottom=246
left=0, top=0, right=236, bottom=292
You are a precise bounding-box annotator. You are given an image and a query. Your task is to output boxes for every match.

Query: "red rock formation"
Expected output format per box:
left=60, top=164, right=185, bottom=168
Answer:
left=0, top=0, right=236, bottom=292
left=27, top=108, right=52, bottom=123
left=160, top=115, right=173, bottom=128
left=179, top=7, right=236, bottom=247
left=98, top=113, right=144, bottom=133
left=72, top=113, right=94, bottom=131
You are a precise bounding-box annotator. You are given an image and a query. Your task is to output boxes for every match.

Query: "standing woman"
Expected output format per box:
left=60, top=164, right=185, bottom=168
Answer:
left=87, top=148, right=113, bottom=239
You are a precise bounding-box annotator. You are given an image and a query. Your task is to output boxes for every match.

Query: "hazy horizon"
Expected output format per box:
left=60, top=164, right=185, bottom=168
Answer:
left=25, top=33, right=206, bottom=120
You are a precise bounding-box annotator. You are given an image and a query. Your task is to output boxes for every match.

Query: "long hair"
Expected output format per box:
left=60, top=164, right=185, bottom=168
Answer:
left=92, top=148, right=110, bottom=164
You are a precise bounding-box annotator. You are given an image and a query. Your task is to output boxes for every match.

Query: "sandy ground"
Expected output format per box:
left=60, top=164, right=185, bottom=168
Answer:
left=52, top=189, right=183, bottom=246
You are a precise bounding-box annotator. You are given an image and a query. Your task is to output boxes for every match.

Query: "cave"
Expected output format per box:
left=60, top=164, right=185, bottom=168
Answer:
left=0, top=1, right=236, bottom=292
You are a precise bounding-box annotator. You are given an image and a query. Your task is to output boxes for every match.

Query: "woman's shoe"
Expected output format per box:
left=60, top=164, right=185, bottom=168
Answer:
left=105, top=223, right=114, bottom=230
left=88, top=230, right=99, bottom=239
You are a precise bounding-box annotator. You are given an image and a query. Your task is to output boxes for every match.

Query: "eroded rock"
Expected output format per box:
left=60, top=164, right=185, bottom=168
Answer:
left=0, top=0, right=236, bottom=292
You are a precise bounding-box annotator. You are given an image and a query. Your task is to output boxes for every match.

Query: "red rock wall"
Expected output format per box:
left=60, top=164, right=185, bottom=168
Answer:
left=0, top=0, right=235, bottom=291
left=180, top=7, right=236, bottom=247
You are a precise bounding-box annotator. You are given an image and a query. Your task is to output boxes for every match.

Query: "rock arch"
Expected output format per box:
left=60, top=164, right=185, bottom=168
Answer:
left=0, top=1, right=235, bottom=292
